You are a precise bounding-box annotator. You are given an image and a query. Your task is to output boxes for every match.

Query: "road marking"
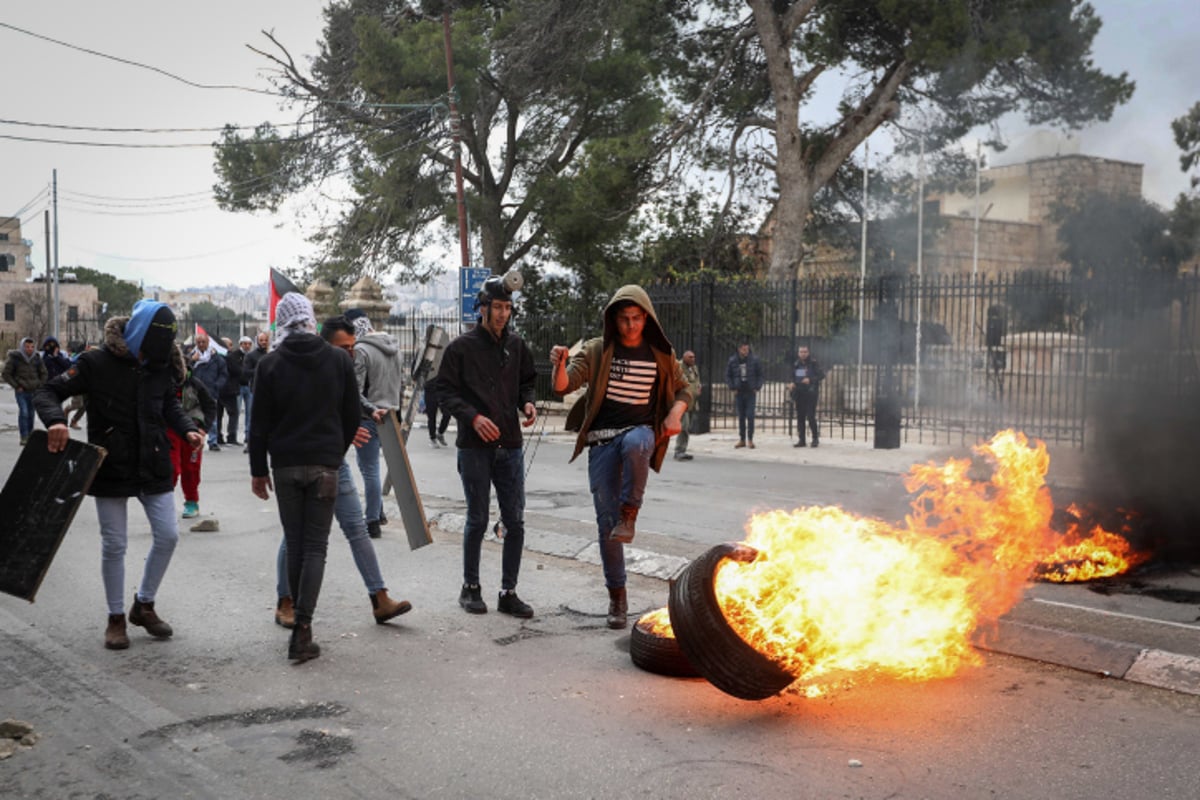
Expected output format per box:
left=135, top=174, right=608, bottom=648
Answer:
left=1033, top=598, right=1200, bottom=631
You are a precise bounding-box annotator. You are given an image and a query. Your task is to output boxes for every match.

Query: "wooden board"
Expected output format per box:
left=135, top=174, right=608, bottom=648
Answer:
left=379, top=411, right=433, bottom=550
left=0, top=431, right=106, bottom=601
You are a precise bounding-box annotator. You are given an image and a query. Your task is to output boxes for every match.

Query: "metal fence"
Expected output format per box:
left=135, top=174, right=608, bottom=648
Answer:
left=42, top=271, right=1199, bottom=450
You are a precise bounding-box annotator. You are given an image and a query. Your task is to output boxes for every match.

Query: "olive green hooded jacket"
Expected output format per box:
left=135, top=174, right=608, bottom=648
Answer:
left=560, top=285, right=692, bottom=472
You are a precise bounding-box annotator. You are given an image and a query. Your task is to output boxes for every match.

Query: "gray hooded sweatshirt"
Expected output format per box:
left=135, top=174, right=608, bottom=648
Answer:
left=354, top=331, right=406, bottom=410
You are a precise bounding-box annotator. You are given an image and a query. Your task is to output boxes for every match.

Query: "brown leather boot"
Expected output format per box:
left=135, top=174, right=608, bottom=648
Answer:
left=288, top=622, right=320, bottom=663
left=609, top=505, right=638, bottom=544
left=128, top=594, right=173, bottom=638
left=370, top=589, right=412, bottom=624
left=105, top=614, right=129, bottom=650
left=606, top=587, right=628, bottom=630
left=274, top=597, right=296, bottom=629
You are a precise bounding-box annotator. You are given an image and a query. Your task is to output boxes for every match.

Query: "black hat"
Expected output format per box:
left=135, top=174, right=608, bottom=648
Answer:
left=141, top=306, right=178, bottom=367
left=476, top=276, right=513, bottom=310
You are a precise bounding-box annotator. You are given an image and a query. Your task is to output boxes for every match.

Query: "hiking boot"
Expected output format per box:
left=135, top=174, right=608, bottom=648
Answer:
left=734, top=440, right=745, bottom=449
left=497, top=589, right=534, bottom=619
left=182, top=500, right=199, bottom=519
left=748, top=441, right=756, bottom=449
left=609, top=504, right=638, bottom=544
left=275, top=596, right=296, bottom=629
left=105, top=614, right=129, bottom=650
left=606, top=587, right=628, bottom=630
left=459, top=584, right=487, bottom=614
left=367, top=520, right=382, bottom=539
left=288, top=623, right=320, bottom=663
left=128, top=595, right=173, bottom=639
left=370, top=589, right=413, bottom=624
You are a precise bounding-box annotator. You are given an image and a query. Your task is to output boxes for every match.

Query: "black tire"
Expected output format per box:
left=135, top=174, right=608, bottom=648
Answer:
left=668, top=543, right=795, bottom=701
left=630, top=610, right=701, bottom=678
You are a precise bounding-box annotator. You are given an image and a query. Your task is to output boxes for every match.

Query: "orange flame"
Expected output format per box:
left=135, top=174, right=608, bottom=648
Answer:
left=637, top=607, right=675, bottom=637
left=713, top=430, right=1147, bottom=685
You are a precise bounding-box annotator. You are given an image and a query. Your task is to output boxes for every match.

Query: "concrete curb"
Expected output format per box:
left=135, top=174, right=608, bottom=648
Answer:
left=431, top=509, right=1200, bottom=698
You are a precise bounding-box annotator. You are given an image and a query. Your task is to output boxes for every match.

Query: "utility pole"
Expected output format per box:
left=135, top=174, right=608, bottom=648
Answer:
left=52, top=168, right=60, bottom=340
left=443, top=11, right=469, bottom=271
left=44, top=209, right=51, bottom=331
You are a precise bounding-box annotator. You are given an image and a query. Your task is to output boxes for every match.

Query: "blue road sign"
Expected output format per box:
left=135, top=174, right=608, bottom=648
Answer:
left=460, top=267, right=491, bottom=323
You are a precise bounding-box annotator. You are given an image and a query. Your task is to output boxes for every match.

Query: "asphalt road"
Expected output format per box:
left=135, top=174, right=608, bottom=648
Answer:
left=2, top=406, right=1200, bottom=798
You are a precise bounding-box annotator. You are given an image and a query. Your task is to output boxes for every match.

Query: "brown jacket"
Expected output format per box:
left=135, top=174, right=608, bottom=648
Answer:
left=560, top=285, right=692, bottom=472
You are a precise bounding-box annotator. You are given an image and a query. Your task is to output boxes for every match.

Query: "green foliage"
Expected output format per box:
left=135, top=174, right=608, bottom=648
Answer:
left=214, top=0, right=688, bottom=292
left=1171, top=100, right=1200, bottom=179
left=66, top=266, right=141, bottom=316
left=188, top=301, right=242, bottom=323
left=1055, top=192, right=1192, bottom=279
left=1005, top=269, right=1071, bottom=333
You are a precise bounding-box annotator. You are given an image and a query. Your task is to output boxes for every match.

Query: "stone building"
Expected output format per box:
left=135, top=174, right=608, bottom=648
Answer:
left=0, top=218, right=101, bottom=350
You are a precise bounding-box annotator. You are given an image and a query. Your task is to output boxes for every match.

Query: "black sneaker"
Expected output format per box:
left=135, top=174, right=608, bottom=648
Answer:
left=208, top=443, right=221, bottom=452
left=811, top=440, right=819, bottom=448
left=367, top=520, right=382, bottom=539
left=497, top=589, right=533, bottom=619
left=794, top=441, right=806, bottom=448
left=459, top=584, right=487, bottom=614
left=378, top=512, right=388, bottom=526
left=437, top=434, right=448, bottom=447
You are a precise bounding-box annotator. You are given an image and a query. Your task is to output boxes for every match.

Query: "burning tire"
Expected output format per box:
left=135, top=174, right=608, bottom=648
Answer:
left=668, top=543, right=795, bottom=701
left=629, top=608, right=700, bottom=678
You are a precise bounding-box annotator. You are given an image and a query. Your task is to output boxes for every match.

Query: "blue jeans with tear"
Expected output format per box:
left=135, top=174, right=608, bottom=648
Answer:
left=587, top=425, right=654, bottom=590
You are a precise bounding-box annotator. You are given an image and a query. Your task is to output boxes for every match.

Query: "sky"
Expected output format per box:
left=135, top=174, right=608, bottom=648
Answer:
left=1, top=1, right=1197, bottom=292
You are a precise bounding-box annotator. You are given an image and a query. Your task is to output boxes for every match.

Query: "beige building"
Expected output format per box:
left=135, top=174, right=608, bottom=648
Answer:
left=927, top=154, right=1144, bottom=276
left=1, top=218, right=103, bottom=350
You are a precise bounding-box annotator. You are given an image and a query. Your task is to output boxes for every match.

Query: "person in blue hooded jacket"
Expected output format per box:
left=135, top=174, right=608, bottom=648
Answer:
left=34, top=299, right=205, bottom=651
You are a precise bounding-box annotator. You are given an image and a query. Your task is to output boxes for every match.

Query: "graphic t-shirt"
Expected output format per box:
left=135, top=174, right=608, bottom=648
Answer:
left=593, top=341, right=657, bottom=430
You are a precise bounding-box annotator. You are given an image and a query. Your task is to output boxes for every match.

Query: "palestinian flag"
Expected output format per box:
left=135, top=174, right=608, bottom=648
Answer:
left=194, top=324, right=228, bottom=356
left=269, top=268, right=302, bottom=331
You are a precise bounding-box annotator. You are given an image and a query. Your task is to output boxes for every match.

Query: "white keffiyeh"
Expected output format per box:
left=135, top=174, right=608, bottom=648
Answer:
left=271, top=293, right=317, bottom=351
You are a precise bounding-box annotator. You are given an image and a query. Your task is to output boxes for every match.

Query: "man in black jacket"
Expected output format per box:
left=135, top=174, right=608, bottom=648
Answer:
left=216, top=337, right=243, bottom=447
left=241, top=331, right=270, bottom=453
left=790, top=345, right=825, bottom=448
left=438, top=276, right=538, bottom=618
left=248, top=293, right=360, bottom=663
left=35, top=300, right=204, bottom=651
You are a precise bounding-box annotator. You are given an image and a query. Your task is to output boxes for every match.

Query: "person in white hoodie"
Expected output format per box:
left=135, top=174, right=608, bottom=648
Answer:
left=344, top=309, right=405, bottom=539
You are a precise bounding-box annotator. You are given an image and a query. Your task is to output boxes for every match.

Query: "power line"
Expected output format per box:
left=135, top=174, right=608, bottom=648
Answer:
left=0, top=21, right=450, bottom=110
left=0, top=21, right=282, bottom=96
left=0, top=116, right=307, bottom=134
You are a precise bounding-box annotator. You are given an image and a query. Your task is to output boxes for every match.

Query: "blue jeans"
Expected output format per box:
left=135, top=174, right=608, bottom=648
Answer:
left=207, top=416, right=220, bottom=447
left=15, top=390, right=35, bottom=439
left=587, top=425, right=654, bottom=589
left=239, top=386, right=253, bottom=441
left=734, top=391, right=757, bottom=442
left=272, top=464, right=339, bottom=625
left=276, top=460, right=386, bottom=597
left=355, top=417, right=383, bottom=524
left=458, top=447, right=526, bottom=590
left=95, top=492, right=178, bottom=615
